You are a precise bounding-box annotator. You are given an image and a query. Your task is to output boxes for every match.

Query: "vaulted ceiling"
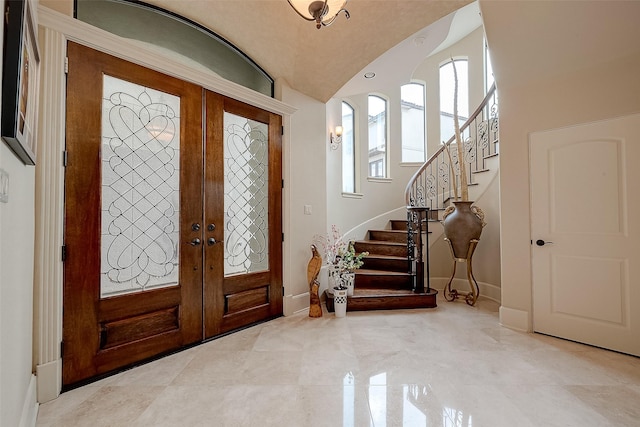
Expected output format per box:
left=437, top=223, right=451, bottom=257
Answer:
left=134, top=0, right=474, bottom=102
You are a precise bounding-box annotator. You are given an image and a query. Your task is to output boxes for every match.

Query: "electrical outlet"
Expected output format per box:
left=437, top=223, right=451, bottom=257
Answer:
left=304, top=204, right=312, bottom=215
left=0, top=169, right=8, bottom=203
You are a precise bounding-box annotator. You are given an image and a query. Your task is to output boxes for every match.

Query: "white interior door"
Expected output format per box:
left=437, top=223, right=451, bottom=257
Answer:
left=530, top=113, right=640, bottom=357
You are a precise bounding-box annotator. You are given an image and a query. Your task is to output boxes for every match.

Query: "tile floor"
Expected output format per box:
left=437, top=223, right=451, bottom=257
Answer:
left=36, top=296, right=640, bottom=426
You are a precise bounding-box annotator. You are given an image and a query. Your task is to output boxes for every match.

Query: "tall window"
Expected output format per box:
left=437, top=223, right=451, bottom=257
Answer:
left=439, top=59, right=468, bottom=143
left=401, top=83, right=425, bottom=163
left=368, top=95, right=387, bottom=178
left=341, top=102, right=356, bottom=193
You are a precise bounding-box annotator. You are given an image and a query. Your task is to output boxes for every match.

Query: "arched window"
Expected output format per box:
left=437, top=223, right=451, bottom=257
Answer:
left=401, top=83, right=426, bottom=163
left=341, top=102, right=356, bottom=193
left=368, top=95, right=388, bottom=178
left=439, top=59, right=468, bottom=143
left=75, top=0, right=273, bottom=96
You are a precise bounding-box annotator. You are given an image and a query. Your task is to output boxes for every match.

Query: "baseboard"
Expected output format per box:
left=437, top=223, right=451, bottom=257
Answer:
left=499, top=306, right=531, bottom=332
left=430, top=277, right=501, bottom=304
left=19, top=374, right=38, bottom=427
left=283, top=292, right=310, bottom=316
left=36, top=358, right=62, bottom=403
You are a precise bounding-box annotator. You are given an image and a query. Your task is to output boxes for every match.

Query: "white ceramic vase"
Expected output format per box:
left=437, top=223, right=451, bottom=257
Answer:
left=341, top=271, right=355, bottom=296
left=333, top=286, right=348, bottom=317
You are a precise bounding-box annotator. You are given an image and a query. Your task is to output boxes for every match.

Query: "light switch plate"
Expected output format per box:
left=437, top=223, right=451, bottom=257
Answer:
left=0, top=169, right=8, bottom=203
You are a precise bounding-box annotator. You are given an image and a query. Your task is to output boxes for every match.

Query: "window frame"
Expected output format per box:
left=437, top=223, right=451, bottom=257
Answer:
left=400, top=81, right=426, bottom=164
left=341, top=101, right=357, bottom=194
left=367, top=94, right=389, bottom=179
left=439, top=58, right=469, bottom=144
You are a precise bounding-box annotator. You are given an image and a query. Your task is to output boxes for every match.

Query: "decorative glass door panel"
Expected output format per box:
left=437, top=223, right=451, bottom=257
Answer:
left=223, top=112, right=269, bottom=276
left=101, top=75, right=181, bottom=297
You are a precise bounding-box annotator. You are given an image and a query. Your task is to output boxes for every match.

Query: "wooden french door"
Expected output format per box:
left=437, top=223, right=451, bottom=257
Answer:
left=63, top=42, right=282, bottom=386
left=203, top=92, right=283, bottom=338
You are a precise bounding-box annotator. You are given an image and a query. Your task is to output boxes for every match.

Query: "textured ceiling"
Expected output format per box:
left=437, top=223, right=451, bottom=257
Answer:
left=139, top=1, right=473, bottom=102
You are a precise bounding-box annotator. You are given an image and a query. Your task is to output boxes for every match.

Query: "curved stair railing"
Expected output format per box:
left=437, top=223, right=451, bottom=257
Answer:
left=405, top=83, right=499, bottom=292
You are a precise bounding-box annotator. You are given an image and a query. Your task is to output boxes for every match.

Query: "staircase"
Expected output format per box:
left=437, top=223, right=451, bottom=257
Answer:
left=325, top=84, right=499, bottom=313
left=325, top=219, right=437, bottom=312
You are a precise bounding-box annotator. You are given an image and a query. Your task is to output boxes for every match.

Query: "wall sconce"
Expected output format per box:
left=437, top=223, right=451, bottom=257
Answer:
left=330, top=125, right=343, bottom=150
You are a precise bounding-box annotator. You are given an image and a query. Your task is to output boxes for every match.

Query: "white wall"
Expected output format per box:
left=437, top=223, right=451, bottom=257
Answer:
left=279, top=83, right=329, bottom=312
left=327, top=89, right=416, bottom=236
left=0, top=143, right=37, bottom=427
left=0, top=2, right=38, bottom=426
left=480, top=0, right=640, bottom=330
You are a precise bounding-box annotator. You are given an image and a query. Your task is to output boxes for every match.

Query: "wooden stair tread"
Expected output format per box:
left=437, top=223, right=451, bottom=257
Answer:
left=355, top=240, right=405, bottom=246
left=324, top=289, right=437, bottom=312
left=356, top=269, right=410, bottom=276
left=352, top=288, right=422, bottom=296
left=361, top=254, right=407, bottom=261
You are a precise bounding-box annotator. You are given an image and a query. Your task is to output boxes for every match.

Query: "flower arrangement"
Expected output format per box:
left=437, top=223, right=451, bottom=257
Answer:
left=336, top=241, right=368, bottom=273
left=313, top=224, right=347, bottom=265
left=313, top=225, right=368, bottom=271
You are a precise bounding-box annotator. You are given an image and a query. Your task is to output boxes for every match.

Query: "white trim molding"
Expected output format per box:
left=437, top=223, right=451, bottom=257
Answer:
left=499, top=306, right=531, bottom=332
left=19, top=375, right=38, bottom=427
left=430, top=277, right=502, bottom=304
left=33, top=25, right=66, bottom=404
left=283, top=292, right=311, bottom=316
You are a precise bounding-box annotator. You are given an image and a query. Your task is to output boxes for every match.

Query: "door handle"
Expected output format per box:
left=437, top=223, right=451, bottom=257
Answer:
left=535, top=239, right=553, bottom=246
left=188, top=238, right=201, bottom=246
left=207, top=237, right=223, bottom=246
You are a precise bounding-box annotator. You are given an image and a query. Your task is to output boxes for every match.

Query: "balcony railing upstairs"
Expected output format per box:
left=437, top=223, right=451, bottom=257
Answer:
left=405, top=83, right=498, bottom=213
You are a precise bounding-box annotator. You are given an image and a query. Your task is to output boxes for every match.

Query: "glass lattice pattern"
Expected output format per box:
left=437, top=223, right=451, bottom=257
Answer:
left=223, top=112, right=269, bottom=276
left=100, top=75, right=181, bottom=297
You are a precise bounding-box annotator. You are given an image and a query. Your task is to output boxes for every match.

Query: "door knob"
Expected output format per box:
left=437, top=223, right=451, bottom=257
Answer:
left=207, top=237, right=223, bottom=246
left=188, top=238, right=201, bottom=246
left=535, top=239, right=553, bottom=246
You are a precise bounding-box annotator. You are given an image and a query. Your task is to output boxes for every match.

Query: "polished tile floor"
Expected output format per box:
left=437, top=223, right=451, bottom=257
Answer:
left=37, top=296, right=640, bottom=426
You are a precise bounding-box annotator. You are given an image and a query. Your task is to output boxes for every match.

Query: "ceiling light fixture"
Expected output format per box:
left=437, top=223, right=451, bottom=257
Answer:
left=364, top=72, right=376, bottom=79
left=287, top=0, right=350, bottom=29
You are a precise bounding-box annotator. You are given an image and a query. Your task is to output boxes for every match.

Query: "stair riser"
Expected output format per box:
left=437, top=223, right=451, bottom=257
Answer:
left=355, top=274, right=412, bottom=289
left=325, top=292, right=438, bottom=312
left=390, top=220, right=408, bottom=231
left=362, top=258, right=408, bottom=272
left=354, top=242, right=407, bottom=257
left=369, top=230, right=407, bottom=243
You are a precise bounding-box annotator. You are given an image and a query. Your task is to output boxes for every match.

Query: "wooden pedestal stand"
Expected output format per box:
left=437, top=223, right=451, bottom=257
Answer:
left=443, top=238, right=480, bottom=306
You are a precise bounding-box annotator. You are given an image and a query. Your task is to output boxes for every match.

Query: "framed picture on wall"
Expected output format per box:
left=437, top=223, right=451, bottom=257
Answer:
left=1, top=0, right=40, bottom=165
